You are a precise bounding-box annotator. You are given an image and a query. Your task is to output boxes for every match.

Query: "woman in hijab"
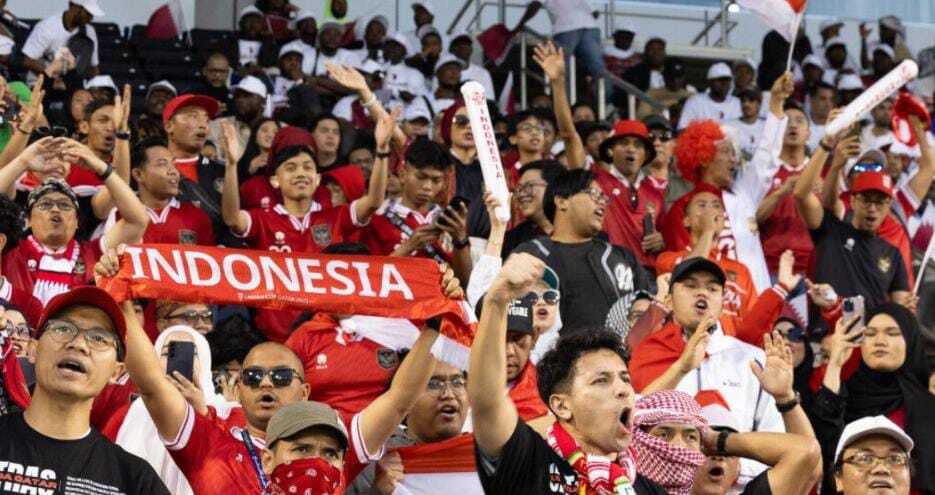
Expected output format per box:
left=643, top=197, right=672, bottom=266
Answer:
left=632, top=390, right=707, bottom=495
left=102, top=325, right=239, bottom=495
left=814, top=303, right=935, bottom=494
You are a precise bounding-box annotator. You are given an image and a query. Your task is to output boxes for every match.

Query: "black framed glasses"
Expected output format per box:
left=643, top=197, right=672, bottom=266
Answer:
left=240, top=367, right=304, bottom=388
left=516, top=181, right=547, bottom=196
left=4, top=320, right=31, bottom=339
left=43, top=319, right=119, bottom=352
left=525, top=289, right=560, bottom=306
left=34, top=199, right=76, bottom=212
left=584, top=187, right=609, bottom=206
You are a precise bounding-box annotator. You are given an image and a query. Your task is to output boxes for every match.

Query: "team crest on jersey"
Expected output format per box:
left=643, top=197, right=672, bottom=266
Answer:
left=376, top=348, right=399, bottom=369
left=27, top=259, right=37, bottom=271
left=74, top=259, right=85, bottom=275
left=614, top=263, right=634, bottom=292
left=315, top=353, right=328, bottom=369
left=312, top=224, right=332, bottom=246
left=179, top=229, right=197, bottom=245
left=878, top=256, right=892, bottom=274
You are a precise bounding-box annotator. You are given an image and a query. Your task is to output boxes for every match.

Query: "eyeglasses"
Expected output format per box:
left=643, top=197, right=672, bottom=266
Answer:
left=43, top=319, right=119, bottom=353
left=516, top=181, right=547, bottom=196
left=426, top=375, right=466, bottom=393
left=5, top=320, right=32, bottom=339
left=240, top=367, right=304, bottom=388
left=649, top=130, right=672, bottom=142
left=166, top=309, right=213, bottom=324
left=583, top=187, right=609, bottom=206
left=525, top=289, right=560, bottom=306
left=855, top=194, right=892, bottom=208
left=452, top=115, right=470, bottom=128
left=34, top=200, right=76, bottom=212
left=781, top=325, right=806, bottom=343
left=843, top=452, right=909, bottom=469
left=517, top=123, right=544, bottom=134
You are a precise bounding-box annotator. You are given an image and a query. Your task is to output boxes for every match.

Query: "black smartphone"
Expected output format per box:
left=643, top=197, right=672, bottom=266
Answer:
left=435, top=197, right=470, bottom=229
left=643, top=213, right=654, bottom=234
left=166, top=341, right=195, bottom=382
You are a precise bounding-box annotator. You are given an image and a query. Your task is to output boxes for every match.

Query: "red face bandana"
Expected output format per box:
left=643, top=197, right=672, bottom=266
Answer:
left=266, top=457, right=342, bottom=495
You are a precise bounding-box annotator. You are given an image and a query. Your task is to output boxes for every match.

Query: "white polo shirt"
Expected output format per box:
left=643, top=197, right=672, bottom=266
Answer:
left=22, top=13, right=99, bottom=68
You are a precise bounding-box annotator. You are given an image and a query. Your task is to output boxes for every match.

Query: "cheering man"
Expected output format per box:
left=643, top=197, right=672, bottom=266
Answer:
left=469, top=253, right=665, bottom=494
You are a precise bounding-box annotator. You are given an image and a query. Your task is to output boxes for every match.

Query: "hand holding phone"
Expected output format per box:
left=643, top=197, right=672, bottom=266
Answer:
left=841, top=295, right=866, bottom=341
left=166, top=341, right=195, bottom=383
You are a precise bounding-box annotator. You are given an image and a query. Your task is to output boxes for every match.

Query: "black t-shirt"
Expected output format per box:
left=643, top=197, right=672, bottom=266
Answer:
left=810, top=210, right=908, bottom=308
left=549, top=241, right=611, bottom=329
left=475, top=420, right=666, bottom=495
left=0, top=412, right=169, bottom=495
left=453, top=158, right=485, bottom=205
left=740, top=471, right=773, bottom=495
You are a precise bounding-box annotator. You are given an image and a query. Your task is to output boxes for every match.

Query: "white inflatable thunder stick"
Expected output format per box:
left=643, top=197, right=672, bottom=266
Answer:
left=460, top=81, right=511, bottom=223
left=825, top=59, right=918, bottom=136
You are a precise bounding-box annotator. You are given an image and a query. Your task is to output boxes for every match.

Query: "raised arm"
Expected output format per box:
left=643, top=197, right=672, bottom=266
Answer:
left=220, top=120, right=249, bottom=235
left=533, top=42, right=586, bottom=169
left=701, top=427, right=821, bottom=495
left=735, top=72, right=792, bottom=205
left=92, top=85, right=132, bottom=220
left=469, top=253, right=545, bottom=456
left=819, top=133, right=859, bottom=217
left=95, top=249, right=189, bottom=441
left=0, top=137, right=60, bottom=198
left=0, top=75, right=45, bottom=180
left=907, top=115, right=935, bottom=201
left=352, top=106, right=397, bottom=223
left=358, top=265, right=463, bottom=452
left=466, top=193, right=507, bottom=307
left=57, top=140, right=148, bottom=247
left=684, top=212, right=722, bottom=260
left=793, top=139, right=831, bottom=230
left=327, top=63, right=408, bottom=149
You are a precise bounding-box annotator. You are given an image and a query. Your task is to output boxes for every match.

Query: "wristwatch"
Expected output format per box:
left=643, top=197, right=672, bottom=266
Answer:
left=97, top=163, right=114, bottom=181
left=452, top=237, right=470, bottom=249
left=115, top=130, right=131, bottom=140
left=776, top=392, right=801, bottom=413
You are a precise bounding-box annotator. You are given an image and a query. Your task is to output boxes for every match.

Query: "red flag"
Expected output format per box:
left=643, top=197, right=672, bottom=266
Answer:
left=736, top=0, right=806, bottom=41
left=144, top=0, right=185, bottom=40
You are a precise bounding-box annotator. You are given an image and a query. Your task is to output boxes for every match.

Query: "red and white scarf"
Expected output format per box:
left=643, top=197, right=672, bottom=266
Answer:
left=22, top=236, right=81, bottom=305
left=546, top=421, right=639, bottom=495
left=632, top=391, right=707, bottom=495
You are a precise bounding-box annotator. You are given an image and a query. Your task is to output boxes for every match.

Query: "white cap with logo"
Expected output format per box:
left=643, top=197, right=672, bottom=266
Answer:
left=833, top=416, right=914, bottom=465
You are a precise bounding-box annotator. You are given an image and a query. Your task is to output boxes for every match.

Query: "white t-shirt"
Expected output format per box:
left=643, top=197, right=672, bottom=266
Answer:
left=384, top=62, right=427, bottom=98
left=542, top=0, right=597, bottom=35
left=308, top=48, right=362, bottom=76
left=727, top=117, right=766, bottom=163
left=282, top=40, right=318, bottom=76
left=649, top=69, right=665, bottom=89
left=677, top=92, right=742, bottom=130
left=807, top=120, right=827, bottom=153
left=462, top=63, right=496, bottom=101
left=333, top=95, right=358, bottom=121
left=860, top=125, right=895, bottom=151
left=238, top=39, right=262, bottom=66
left=22, top=13, right=99, bottom=68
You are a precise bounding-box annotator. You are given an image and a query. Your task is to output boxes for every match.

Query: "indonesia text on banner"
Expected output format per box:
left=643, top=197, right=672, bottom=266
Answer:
left=737, top=0, right=806, bottom=41
left=98, top=244, right=475, bottom=347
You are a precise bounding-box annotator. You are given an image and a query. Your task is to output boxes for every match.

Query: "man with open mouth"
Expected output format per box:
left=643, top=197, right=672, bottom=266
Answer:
left=469, top=253, right=666, bottom=494
left=0, top=286, right=169, bottom=494
left=832, top=416, right=913, bottom=495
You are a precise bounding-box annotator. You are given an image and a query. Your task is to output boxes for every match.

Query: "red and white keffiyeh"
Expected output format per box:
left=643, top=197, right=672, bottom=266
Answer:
left=546, top=421, right=639, bottom=495
left=632, top=391, right=707, bottom=495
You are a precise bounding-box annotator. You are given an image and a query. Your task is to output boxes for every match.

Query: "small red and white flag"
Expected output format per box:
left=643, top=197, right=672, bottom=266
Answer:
left=145, top=0, right=187, bottom=40
left=393, top=434, right=483, bottom=494
left=736, top=0, right=807, bottom=41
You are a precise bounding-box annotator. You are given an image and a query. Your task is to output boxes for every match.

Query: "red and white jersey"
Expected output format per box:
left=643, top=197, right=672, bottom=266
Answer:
left=103, top=198, right=216, bottom=246
left=237, top=202, right=365, bottom=253
left=286, top=314, right=399, bottom=419
left=760, top=162, right=813, bottom=274
left=362, top=199, right=451, bottom=261
left=593, top=167, right=665, bottom=268
left=3, top=236, right=101, bottom=306
left=166, top=404, right=381, bottom=495
left=239, top=175, right=282, bottom=210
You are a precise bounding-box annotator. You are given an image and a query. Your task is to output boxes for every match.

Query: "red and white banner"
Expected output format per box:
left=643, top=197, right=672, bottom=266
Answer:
left=99, top=244, right=475, bottom=349
left=393, top=435, right=483, bottom=494
left=737, top=0, right=807, bottom=41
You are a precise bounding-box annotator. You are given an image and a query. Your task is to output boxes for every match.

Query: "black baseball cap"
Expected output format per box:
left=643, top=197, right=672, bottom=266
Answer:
left=670, top=258, right=726, bottom=289
left=475, top=295, right=534, bottom=334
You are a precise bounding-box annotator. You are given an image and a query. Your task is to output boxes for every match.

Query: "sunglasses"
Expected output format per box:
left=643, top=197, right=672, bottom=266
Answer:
left=525, top=289, right=560, bottom=306
left=649, top=130, right=672, bottom=142
left=240, top=367, right=304, bottom=388
left=452, top=115, right=470, bottom=128
left=780, top=325, right=806, bottom=343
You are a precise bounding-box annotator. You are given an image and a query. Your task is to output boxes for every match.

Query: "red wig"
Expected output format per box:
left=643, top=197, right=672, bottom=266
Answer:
left=675, top=120, right=725, bottom=184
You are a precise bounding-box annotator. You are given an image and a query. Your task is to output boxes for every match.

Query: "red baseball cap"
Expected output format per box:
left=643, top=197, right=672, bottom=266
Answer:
left=162, top=94, right=220, bottom=125
left=36, top=286, right=127, bottom=360
left=599, top=119, right=656, bottom=164
left=262, top=126, right=318, bottom=175
left=850, top=171, right=894, bottom=198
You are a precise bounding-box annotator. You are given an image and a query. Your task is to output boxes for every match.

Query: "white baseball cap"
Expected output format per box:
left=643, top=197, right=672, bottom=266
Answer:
left=819, top=18, right=844, bottom=33
left=695, top=390, right=740, bottom=432
left=294, top=10, right=315, bottom=24
left=0, top=35, right=14, bottom=57
left=239, top=5, right=263, bottom=22
left=235, top=75, right=268, bottom=98
left=837, top=73, right=864, bottom=91
left=834, top=416, right=914, bottom=465
left=435, top=53, right=466, bottom=73
left=385, top=32, right=413, bottom=55
left=802, top=54, right=825, bottom=69
left=279, top=41, right=305, bottom=59
left=871, top=42, right=896, bottom=60
left=146, top=80, right=178, bottom=98
left=404, top=104, right=432, bottom=122
left=72, top=0, right=104, bottom=18
left=355, top=59, right=384, bottom=75
left=707, top=62, right=733, bottom=80
left=84, top=74, right=117, bottom=91
left=824, top=36, right=847, bottom=50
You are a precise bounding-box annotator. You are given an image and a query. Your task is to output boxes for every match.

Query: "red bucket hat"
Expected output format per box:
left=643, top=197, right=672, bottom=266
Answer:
left=599, top=119, right=656, bottom=164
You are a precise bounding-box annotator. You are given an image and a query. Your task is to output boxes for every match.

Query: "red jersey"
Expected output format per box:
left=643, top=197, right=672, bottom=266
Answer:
left=175, top=157, right=200, bottom=182
left=240, top=175, right=283, bottom=210
left=593, top=168, right=665, bottom=268
left=15, top=166, right=103, bottom=197
left=103, top=198, right=216, bottom=246
left=508, top=361, right=548, bottom=421
left=758, top=163, right=814, bottom=274
left=363, top=199, right=452, bottom=262
left=3, top=236, right=100, bottom=306
left=656, top=248, right=757, bottom=319
left=238, top=202, right=361, bottom=253
left=286, top=314, right=399, bottom=418
left=166, top=404, right=378, bottom=495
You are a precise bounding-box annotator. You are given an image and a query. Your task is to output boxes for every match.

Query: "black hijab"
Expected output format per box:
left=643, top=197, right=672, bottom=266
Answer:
left=844, top=303, right=935, bottom=493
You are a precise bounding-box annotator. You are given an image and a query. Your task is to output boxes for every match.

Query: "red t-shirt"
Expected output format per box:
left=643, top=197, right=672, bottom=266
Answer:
left=362, top=199, right=452, bottom=261
left=104, top=198, right=216, bottom=246
left=593, top=168, right=665, bottom=269
left=285, top=314, right=399, bottom=418
left=759, top=163, right=814, bottom=274
left=166, top=404, right=378, bottom=495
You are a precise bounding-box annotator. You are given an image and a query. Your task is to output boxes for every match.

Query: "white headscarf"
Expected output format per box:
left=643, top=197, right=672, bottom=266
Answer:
left=114, top=325, right=238, bottom=495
